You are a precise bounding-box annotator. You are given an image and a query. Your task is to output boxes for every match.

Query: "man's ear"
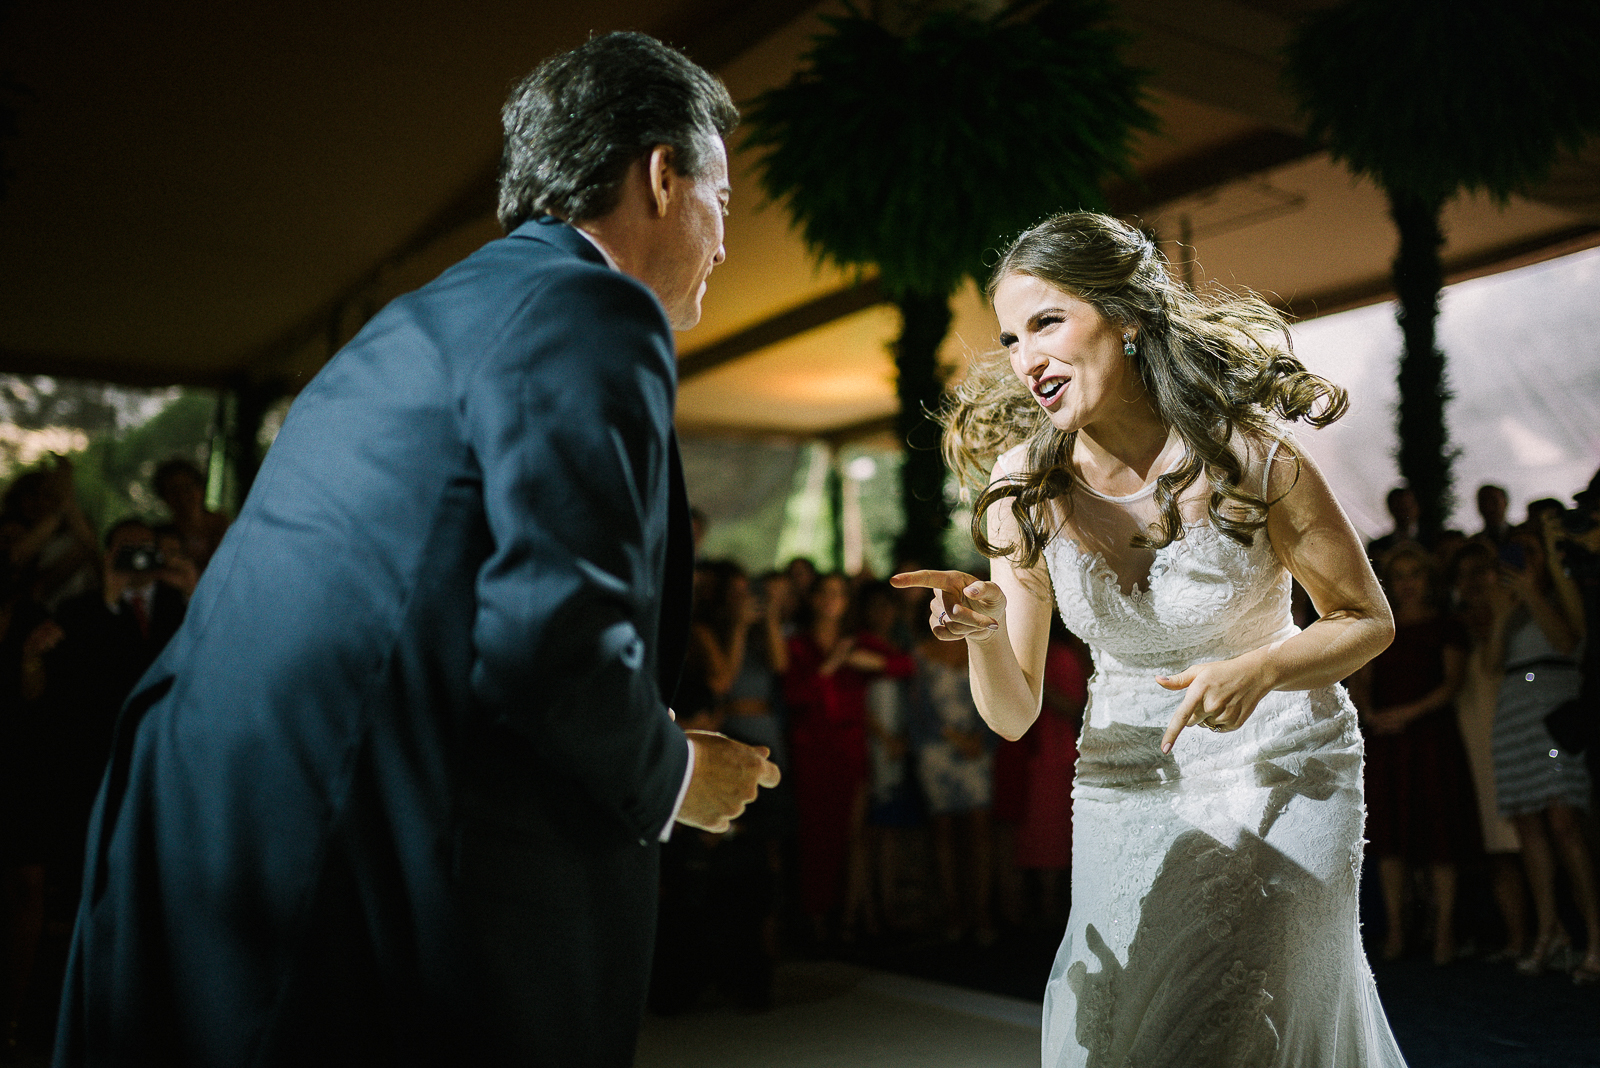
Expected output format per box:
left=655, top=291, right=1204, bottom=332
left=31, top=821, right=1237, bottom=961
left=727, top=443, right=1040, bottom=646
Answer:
left=646, top=145, right=675, bottom=219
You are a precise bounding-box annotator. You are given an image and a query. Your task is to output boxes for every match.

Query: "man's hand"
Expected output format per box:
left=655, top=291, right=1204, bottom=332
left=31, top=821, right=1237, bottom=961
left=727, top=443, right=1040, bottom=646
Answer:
left=676, top=730, right=781, bottom=833
left=158, top=554, right=200, bottom=599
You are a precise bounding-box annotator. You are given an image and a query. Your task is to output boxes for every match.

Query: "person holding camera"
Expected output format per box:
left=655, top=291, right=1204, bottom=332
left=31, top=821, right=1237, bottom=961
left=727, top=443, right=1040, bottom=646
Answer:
left=1484, top=519, right=1599, bottom=983
left=0, top=520, right=190, bottom=1043
left=45, top=519, right=190, bottom=836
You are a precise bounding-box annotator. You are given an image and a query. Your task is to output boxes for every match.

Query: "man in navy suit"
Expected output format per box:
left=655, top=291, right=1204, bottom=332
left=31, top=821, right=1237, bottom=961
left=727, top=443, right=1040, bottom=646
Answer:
left=55, top=32, right=777, bottom=1067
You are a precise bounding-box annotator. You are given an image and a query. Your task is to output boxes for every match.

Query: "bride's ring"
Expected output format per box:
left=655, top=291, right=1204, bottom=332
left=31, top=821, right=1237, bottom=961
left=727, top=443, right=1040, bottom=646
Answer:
left=1206, top=721, right=1226, bottom=733
left=937, top=610, right=949, bottom=627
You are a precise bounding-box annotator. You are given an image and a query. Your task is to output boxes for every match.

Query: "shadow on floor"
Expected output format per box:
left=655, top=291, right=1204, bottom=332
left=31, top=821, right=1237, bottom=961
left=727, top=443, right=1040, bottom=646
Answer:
left=843, top=926, right=1600, bottom=1068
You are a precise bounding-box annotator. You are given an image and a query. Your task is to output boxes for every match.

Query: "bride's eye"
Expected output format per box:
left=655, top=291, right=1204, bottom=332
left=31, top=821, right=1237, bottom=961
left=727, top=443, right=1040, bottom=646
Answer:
left=998, top=332, right=1017, bottom=347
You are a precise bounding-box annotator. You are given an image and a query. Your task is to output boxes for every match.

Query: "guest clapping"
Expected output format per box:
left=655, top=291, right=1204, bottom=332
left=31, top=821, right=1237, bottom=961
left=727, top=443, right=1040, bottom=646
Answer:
left=1483, top=523, right=1600, bottom=983
left=784, top=573, right=912, bottom=942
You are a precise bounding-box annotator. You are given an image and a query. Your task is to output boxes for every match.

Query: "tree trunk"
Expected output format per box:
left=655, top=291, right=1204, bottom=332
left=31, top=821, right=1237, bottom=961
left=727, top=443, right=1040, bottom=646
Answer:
left=891, top=291, right=953, bottom=569
left=826, top=448, right=845, bottom=573
left=1389, top=190, right=1453, bottom=543
left=223, top=377, right=287, bottom=509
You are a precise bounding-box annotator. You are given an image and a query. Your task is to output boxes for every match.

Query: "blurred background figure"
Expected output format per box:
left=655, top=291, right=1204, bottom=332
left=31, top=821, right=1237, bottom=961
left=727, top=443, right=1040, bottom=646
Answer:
left=1367, top=485, right=1422, bottom=561
left=2, top=516, right=191, bottom=1052
left=858, top=580, right=920, bottom=935
left=1010, top=619, right=1086, bottom=929
left=1476, top=484, right=1512, bottom=548
left=1483, top=520, right=1599, bottom=983
left=784, top=572, right=912, bottom=944
left=910, top=629, right=997, bottom=946
left=783, top=557, right=818, bottom=610
left=652, top=565, right=790, bottom=1016
left=1452, top=541, right=1528, bottom=962
left=1353, top=544, right=1481, bottom=964
left=0, top=458, right=99, bottom=613
left=689, top=559, right=789, bottom=762
left=152, top=457, right=229, bottom=574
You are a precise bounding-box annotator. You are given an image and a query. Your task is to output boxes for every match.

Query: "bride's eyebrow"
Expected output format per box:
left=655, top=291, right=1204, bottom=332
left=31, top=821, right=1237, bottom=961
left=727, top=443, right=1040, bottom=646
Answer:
left=999, top=305, right=1071, bottom=344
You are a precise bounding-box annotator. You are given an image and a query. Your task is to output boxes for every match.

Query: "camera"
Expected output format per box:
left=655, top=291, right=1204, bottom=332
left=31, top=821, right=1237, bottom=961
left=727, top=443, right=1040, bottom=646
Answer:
left=113, top=544, right=164, bottom=574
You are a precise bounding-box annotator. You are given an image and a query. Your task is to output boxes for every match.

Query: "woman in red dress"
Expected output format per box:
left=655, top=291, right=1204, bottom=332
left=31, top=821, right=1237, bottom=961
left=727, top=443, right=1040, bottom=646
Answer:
left=784, top=573, right=913, bottom=940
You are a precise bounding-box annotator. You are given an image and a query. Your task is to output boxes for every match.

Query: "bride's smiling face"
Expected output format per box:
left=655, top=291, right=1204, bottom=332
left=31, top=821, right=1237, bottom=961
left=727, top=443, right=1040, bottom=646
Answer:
left=994, top=273, right=1144, bottom=436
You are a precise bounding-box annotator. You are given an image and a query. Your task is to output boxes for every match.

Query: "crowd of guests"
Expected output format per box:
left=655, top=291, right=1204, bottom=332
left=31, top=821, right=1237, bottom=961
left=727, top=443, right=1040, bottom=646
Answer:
left=1354, top=477, right=1600, bottom=985
left=650, top=549, right=1090, bottom=1012
left=661, top=471, right=1600, bottom=1008
left=0, top=457, right=227, bottom=1054
left=5, top=451, right=1598, bottom=1037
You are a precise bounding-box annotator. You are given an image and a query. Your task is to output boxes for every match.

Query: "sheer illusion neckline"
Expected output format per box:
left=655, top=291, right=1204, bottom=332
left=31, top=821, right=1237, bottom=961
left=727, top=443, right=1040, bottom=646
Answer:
left=1072, top=442, right=1184, bottom=504
left=1053, top=523, right=1214, bottom=601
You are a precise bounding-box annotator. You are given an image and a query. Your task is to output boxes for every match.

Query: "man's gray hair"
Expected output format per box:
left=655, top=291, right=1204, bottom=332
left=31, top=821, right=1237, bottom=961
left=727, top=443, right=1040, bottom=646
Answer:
left=497, top=32, right=738, bottom=231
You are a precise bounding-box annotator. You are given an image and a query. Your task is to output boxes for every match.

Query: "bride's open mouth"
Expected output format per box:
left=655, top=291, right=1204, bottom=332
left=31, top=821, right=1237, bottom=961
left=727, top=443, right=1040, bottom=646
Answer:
left=1035, top=377, right=1068, bottom=405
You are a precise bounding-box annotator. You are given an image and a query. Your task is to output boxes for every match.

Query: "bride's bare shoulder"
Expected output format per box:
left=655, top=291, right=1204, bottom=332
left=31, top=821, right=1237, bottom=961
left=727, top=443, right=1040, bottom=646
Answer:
left=992, top=442, right=1031, bottom=483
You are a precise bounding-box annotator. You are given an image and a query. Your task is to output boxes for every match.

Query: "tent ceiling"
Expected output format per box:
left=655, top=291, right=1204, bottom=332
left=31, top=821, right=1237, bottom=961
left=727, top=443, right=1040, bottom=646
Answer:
left=2, top=0, right=1595, bottom=441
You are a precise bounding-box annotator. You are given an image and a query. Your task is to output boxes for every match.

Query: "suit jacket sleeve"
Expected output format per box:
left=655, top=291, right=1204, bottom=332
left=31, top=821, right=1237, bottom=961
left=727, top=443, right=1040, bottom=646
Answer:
left=465, top=264, right=688, bottom=842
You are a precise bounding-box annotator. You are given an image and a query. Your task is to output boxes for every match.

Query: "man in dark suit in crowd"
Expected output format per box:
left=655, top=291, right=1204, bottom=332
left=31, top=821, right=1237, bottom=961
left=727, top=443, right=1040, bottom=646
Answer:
left=44, top=520, right=189, bottom=876
left=1475, top=483, right=1512, bottom=546
left=55, top=32, right=777, bottom=1068
left=1366, top=484, right=1421, bottom=561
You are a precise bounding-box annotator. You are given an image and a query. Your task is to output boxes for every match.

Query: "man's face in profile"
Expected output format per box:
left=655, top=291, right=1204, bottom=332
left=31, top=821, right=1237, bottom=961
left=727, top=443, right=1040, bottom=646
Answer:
left=656, top=137, right=730, bottom=330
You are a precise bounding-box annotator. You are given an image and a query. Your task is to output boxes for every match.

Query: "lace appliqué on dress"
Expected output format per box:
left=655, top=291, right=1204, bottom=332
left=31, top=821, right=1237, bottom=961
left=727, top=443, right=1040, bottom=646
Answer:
left=1040, top=511, right=1407, bottom=1067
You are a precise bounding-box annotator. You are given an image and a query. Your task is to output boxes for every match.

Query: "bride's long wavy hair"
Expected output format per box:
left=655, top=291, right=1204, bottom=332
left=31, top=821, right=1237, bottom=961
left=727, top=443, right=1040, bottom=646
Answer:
left=945, top=212, right=1347, bottom=568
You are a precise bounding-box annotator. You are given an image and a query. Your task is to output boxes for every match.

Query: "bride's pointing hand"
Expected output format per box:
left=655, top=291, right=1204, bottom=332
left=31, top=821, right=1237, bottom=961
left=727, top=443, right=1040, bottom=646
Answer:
left=890, top=570, right=1005, bottom=643
left=1156, top=653, right=1272, bottom=752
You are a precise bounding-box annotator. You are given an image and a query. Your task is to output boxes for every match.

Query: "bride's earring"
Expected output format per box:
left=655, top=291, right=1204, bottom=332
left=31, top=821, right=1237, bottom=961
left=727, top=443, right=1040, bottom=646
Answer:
left=1123, top=332, right=1137, bottom=358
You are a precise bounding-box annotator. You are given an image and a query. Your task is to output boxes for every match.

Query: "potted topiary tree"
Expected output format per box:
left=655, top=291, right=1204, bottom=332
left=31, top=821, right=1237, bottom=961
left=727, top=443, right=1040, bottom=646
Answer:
left=745, top=0, right=1154, bottom=566
left=1286, top=0, right=1600, bottom=541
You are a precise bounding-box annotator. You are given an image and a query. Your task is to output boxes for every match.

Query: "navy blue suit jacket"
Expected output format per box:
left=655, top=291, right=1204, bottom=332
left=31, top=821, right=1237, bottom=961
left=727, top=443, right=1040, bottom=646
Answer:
left=55, top=219, right=696, bottom=1067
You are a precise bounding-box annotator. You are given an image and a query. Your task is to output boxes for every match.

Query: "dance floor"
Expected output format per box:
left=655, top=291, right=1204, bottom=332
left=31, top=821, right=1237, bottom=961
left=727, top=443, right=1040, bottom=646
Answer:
left=6, top=946, right=1594, bottom=1065
left=636, top=961, right=1040, bottom=1068
left=637, top=953, right=1600, bottom=1068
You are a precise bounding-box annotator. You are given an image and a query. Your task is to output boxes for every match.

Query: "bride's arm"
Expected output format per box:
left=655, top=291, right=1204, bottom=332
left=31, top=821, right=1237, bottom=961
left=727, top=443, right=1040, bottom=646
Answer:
left=968, top=502, right=1056, bottom=740
left=1159, top=443, right=1394, bottom=749
left=892, top=475, right=1055, bottom=741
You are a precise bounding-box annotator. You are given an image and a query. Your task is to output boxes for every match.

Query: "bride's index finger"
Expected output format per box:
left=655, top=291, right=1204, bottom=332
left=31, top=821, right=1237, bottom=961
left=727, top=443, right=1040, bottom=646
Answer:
left=889, top=569, right=976, bottom=594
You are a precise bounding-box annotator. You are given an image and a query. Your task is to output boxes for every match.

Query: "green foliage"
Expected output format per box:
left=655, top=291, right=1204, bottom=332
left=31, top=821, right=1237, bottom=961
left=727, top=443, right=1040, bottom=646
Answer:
left=1286, top=0, right=1600, bottom=205
left=1287, top=0, right=1600, bottom=540
left=745, top=0, right=1157, bottom=300
left=2, top=382, right=216, bottom=535
left=74, top=393, right=215, bottom=531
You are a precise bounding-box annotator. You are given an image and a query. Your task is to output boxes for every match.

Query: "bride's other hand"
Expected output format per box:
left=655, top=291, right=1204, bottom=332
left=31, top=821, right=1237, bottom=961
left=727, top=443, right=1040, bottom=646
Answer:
left=1158, top=440, right=1393, bottom=753
left=1156, top=654, right=1273, bottom=751
left=890, top=570, right=1005, bottom=642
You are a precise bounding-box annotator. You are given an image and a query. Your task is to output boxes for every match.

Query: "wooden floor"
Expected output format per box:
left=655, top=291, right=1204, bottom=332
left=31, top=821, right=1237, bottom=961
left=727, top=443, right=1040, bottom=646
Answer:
left=636, top=962, right=1041, bottom=1068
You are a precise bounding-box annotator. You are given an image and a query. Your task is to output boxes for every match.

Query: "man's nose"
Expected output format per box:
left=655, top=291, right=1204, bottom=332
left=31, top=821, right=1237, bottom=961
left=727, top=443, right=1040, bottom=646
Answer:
left=711, top=243, right=726, bottom=267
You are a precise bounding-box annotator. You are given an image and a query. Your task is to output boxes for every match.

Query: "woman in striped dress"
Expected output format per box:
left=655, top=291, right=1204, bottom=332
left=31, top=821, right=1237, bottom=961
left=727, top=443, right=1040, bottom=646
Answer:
left=1484, top=520, right=1599, bottom=983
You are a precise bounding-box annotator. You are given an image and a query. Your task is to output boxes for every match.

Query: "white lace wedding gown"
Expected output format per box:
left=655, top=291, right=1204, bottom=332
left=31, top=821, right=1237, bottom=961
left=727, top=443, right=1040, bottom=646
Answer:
left=1011, top=440, right=1408, bottom=1068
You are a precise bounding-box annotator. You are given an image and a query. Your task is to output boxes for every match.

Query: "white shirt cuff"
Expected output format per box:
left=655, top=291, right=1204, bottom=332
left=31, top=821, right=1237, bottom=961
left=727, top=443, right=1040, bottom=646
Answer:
left=660, top=730, right=695, bottom=842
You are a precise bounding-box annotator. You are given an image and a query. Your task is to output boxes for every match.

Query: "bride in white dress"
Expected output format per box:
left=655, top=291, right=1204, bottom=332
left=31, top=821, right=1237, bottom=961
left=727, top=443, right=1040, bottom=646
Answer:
left=894, top=213, right=1409, bottom=1067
